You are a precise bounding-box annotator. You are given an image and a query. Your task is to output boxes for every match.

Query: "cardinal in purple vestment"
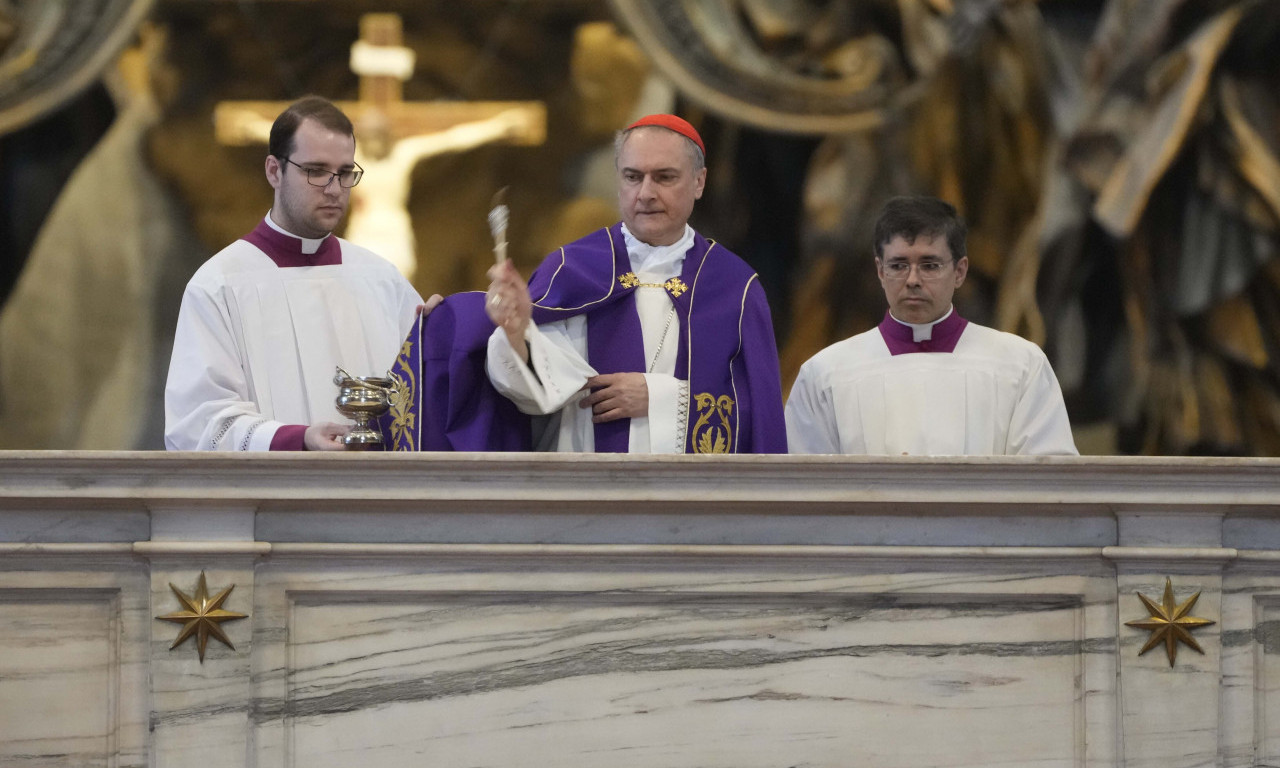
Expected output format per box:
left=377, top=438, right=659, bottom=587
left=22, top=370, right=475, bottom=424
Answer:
left=482, top=115, right=787, bottom=453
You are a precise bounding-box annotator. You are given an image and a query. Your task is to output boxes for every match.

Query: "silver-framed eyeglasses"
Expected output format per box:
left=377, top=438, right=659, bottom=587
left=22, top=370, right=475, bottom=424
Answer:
left=880, top=259, right=954, bottom=282
left=281, top=156, right=364, bottom=188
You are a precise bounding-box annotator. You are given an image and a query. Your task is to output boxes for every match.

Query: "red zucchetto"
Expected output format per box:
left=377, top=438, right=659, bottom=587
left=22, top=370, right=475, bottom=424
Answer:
left=624, top=114, right=705, bottom=158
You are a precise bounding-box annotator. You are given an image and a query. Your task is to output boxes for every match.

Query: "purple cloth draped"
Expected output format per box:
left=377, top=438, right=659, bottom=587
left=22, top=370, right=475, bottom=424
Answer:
left=375, top=293, right=532, bottom=451
left=876, top=310, right=969, bottom=355
left=528, top=223, right=787, bottom=453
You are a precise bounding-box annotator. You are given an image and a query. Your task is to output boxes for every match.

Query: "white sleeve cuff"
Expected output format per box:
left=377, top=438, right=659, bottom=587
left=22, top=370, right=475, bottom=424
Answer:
left=249, top=420, right=284, bottom=451
left=486, top=323, right=595, bottom=415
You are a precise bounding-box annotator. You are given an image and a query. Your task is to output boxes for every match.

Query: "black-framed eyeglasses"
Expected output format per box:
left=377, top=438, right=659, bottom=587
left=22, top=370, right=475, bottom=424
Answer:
left=879, top=258, right=955, bottom=282
left=280, top=156, right=364, bottom=188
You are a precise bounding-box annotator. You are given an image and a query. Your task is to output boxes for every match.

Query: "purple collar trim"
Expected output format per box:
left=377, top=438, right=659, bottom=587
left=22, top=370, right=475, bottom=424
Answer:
left=240, top=218, right=341, bottom=267
left=877, top=310, right=968, bottom=355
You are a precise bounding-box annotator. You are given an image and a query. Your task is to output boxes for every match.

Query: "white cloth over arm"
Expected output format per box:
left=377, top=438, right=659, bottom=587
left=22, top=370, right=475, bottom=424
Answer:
left=164, top=239, right=420, bottom=450
left=786, top=324, right=1077, bottom=456
left=485, top=305, right=688, bottom=453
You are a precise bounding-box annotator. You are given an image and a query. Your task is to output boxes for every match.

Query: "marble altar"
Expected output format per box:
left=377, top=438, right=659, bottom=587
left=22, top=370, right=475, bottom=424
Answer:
left=1, top=452, right=1277, bottom=767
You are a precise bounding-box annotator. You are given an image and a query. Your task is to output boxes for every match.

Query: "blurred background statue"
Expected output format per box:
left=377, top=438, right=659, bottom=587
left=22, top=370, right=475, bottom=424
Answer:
left=1032, top=0, right=1280, bottom=454
left=1, top=0, right=1278, bottom=454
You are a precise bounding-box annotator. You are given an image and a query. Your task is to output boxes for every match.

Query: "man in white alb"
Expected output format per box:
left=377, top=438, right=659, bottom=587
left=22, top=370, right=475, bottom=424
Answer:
left=481, top=114, right=785, bottom=453
left=165, top=96, right=437, bottom=451
left=786, top=195, right=1077, bottom=455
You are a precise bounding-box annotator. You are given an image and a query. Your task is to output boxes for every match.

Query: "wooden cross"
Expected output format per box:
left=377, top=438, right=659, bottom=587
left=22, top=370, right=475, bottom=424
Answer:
left=214, top=13, right=545, bottom=150
left=211, top=13, right=545, bottom=277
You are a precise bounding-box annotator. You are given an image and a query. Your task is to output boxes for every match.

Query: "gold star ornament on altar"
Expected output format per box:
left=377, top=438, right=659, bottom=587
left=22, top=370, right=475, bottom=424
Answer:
left=1125, top=578, right=1216, bottom=667
left=156, top=572, right=248, bottom=662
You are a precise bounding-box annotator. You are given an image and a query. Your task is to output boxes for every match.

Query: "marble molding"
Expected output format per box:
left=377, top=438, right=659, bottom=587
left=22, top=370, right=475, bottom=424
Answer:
left=0, top=452, right=1278, bottom=767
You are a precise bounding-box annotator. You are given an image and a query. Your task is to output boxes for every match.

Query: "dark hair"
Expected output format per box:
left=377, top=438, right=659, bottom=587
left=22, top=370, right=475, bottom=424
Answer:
left=872, top=196, right=967, bottom=262
left=268, top=96, right=355, bottom=159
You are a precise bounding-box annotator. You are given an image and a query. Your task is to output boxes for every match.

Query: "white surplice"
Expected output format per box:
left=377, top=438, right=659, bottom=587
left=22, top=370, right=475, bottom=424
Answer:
left=786, top=319, right=1078, bottom=456
left=486, top=224, right=693, bottom=452
left=164, top=215, right=421, bottom=450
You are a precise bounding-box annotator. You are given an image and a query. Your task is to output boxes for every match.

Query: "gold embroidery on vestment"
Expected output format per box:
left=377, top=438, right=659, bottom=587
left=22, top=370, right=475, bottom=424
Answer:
left=691, top=392, right=734, bottom=454
left=387, top=337, right=417, bottom=451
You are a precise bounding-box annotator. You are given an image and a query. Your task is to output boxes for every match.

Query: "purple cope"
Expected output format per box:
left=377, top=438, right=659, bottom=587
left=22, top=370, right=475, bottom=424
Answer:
left=378, top=223, right=787, bottom=453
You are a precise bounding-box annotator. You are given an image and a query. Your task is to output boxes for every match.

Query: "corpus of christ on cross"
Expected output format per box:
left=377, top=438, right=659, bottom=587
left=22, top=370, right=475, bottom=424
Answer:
left=213, top=13, right=547, bottom=279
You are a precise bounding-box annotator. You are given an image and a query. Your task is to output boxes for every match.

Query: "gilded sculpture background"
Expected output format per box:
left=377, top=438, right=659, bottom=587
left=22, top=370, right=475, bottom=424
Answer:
left=0, top=0, right=1276, bottom=454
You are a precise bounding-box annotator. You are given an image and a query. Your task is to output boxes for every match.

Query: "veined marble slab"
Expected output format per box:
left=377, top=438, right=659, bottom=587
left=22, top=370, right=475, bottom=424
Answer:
left=0, top=592, right=116, bottom=767
left=1, top=453, right=1278, bottom=768
left=248, top=563, right=1116, bottom=768
left=0, top=567, right=149, bottom=768
left=1219, top=570, right=1280, bottom=768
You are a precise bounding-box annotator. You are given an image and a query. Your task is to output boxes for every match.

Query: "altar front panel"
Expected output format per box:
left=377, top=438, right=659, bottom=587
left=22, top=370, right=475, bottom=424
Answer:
left=0, top=563, right=150, bottom=768
left=245, top=558, right=1116, bottom=768
left=1, top=453, right=1278, bottom=768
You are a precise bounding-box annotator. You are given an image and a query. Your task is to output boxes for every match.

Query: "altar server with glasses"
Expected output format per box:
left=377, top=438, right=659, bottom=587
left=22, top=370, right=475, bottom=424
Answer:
left=165, top=96, right=429, bottom=451
left=786, top=196, right=1077, bottom=456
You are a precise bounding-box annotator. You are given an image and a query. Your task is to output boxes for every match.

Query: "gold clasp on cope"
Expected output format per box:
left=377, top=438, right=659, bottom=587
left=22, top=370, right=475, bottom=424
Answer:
left=618, top=272, right=688, bottom=298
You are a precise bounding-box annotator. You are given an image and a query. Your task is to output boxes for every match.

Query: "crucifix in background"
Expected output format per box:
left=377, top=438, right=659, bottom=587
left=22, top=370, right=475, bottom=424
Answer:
left=214, top=13, right=546, bottom=280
